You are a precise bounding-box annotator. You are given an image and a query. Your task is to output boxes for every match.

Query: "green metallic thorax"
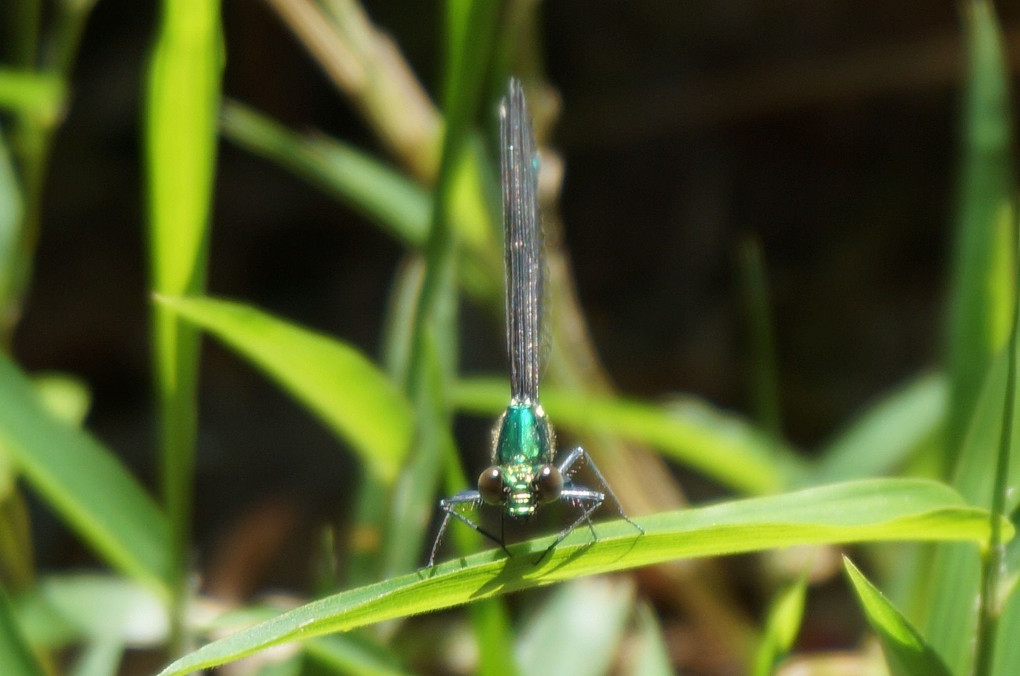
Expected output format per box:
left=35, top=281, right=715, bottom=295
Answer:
left=492, top=403, right=555, bottom=517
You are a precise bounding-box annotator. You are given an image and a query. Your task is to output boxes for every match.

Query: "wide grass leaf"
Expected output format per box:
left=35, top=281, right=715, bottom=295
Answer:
left=844, top=557, right=951, bottom=676
left=158, top=478, right=1005, bottom=675
left=158, top=295, right=413, bottom=483
left=0, top=354, right=171, bottom=596
left=454, top=377, right=803, bottom=494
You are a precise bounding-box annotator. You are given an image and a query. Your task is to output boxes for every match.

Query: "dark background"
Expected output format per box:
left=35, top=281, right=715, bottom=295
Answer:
left=11, top=1, right=1017, bottom=590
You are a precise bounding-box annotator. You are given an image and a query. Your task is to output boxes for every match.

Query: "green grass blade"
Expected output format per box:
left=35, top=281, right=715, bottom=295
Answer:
left=157, top=478, right=1006, bottom=676
left=924, top=328, right=1020, bottom=672
left=844, top=557, right=951, bottom=676
left=516, top=578, right=634, bottom=676
left=738, top=237, right=782, bottom=440
left=0, top=354, right=172, bottom=597
left=145, top=0, right=223, bottom=640
left=0, top=587, right=44, bottom=676
left=157, top=295, right=413, bottom=483
left=811, top=373, right=947, bottom=484
left=453, top=377, right=803, bottom=494
left=0, top=69, right=65, bottom=122
left=382, top=0, right=500, bottom=578
left=944, top=0, right=1016, bottom=470
left=752, top=575, right=807, bottom=676
left=220, top=101, right=430, bottom=247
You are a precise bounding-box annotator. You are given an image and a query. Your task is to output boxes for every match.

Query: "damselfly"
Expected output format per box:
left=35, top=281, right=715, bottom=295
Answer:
left=427, top=78, right=643, bottom=567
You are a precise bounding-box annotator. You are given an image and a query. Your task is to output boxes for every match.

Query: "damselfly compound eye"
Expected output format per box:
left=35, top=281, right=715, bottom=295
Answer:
left=478, top=466, right=505, bottom=505
left=534, top=464, right=563, bottom=503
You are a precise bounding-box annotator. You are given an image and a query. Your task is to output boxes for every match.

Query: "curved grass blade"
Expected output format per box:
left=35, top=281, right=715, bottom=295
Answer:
left=157, top=295, right=413, bottom=483
left=220, top=102, right=430, bottom=247
left=158, top=478, right=1006, bottom=676
left=752, top=574, right=807, bottom=676
left=844, top=557, right=951, bottom=676
left=0, top=354, right=171, bottom=597
left=811, top=373, right=947, bottom=484
left=453, top=377, right=803, bottom=494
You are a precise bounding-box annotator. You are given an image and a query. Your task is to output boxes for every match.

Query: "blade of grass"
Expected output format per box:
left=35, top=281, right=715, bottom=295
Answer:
left=811, top=373, right=947, bottom=484
left=0, top=586, right=43, bottom=676
left=752, top=574, right=807, bottom=676
left=974, top=107, right=1020, bottom=676
left=844, top=557, right=951, bottom=676
left=0, top=354, right=172, bottom=597
left=516, top=577, right=634, bottom=676
left=145, top=0, right=223, bottom=648
left=944, top=0, right=1016, bottom=473
left=738, top=236, right=782, bottom=441
left=924, top=308, right=1020, bottom=673
left=156, top=295, right=413, bottom=483
left=220, top=101, right=429, bottom=247
left=156, top=478, right=1008, bottom=676
left=453, top=377, right=802, bottom=495
left=382, top=0, right=499, bottom=578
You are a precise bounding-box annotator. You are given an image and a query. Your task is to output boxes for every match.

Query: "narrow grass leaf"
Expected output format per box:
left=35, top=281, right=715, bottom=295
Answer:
left=0, top=355, right=171, bottom=596
left=157, top=478, right=1006, bottom=676
left=752, top=574, right=807, bottom=676
left=220, top=102, right=430, bottom=247
left=925, top=330, right=1020, bottom=672
left=157, top=295, right=412, bottom=483
left=944, top=0, right=1015, bottom=467
left=382, top=0, right=499, bottom=577
left=844, top=557, right=951, bottom=676
left=146, top=0, right=223, bottom=635
left=516, top=577, right=634, bottom=676
left=0, top=587, right=44, bottom=676
left=454, top=377, right=803, bottom=495
left=738, top=237, right=782, bottom=439
left=811, top=373, right=947, bottom=484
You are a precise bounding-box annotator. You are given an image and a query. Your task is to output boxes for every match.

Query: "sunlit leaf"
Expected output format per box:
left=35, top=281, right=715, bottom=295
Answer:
left=844, top=557, right=951, bottom=676
left=158, top=295, right=413, bottom=483
left=0, top=354, right=171, bottom=596
left=158, top=479, right=1005, bottom=675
